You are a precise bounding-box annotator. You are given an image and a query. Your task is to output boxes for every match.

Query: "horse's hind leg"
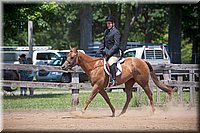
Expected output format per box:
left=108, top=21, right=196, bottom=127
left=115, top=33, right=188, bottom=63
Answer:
left=99, top=89, right=115, bottom=117
left=142, top=85, right=155, bottom=113
left=119, top=79, right=135, bottom=116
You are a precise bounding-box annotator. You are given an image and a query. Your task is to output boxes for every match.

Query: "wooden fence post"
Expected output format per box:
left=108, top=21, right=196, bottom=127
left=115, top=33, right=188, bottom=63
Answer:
left=136, top=86, right=142, bottom=106
left=163, top=69, right=170, bottom=102
left=177, top=75, right=183, bottom=103
left=28, top=21, right=33, bottom=58
left=189, top=70, right=195, bottom=106
left=71, top=69, right=79, bottom=110
left=156, top=76, right=161, bottom=105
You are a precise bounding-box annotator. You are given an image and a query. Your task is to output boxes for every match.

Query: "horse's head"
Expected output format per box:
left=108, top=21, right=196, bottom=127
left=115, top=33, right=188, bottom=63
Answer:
left=61, top=47, right=79, bottom=70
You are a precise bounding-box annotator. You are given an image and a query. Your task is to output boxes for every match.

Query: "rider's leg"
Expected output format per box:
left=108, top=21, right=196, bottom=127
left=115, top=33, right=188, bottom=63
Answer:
left=108, top=56, right=118, bottom=86
left=109, top=63, right=117, bottom=86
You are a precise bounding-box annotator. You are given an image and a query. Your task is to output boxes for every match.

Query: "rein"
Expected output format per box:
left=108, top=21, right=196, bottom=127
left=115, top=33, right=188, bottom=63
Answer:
left=77, top=53, right=104, bottom=70
left=67, top=52, right=103, bottom=70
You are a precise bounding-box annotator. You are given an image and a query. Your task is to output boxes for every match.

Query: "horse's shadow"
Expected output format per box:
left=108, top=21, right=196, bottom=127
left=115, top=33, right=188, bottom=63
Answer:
left=62, top=110, right=114, bottom=119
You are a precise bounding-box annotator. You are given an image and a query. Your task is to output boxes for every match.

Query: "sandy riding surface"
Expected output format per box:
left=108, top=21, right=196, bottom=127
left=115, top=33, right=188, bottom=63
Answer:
left=3, top=106, right=198, bottom=132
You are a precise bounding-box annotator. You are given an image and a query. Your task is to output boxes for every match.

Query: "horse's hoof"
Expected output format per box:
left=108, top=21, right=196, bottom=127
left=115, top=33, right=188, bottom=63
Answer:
left=81, top=110, right=85, bottom=114
left=111, top=113, right=115, bottom=117
left=151, top=108, right=155, bottom=114
left=118, top=112, right=125, bottom=117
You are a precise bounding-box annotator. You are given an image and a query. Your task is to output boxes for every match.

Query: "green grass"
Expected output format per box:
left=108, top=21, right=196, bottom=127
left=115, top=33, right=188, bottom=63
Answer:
left=3, top=90, right=198, bottom=110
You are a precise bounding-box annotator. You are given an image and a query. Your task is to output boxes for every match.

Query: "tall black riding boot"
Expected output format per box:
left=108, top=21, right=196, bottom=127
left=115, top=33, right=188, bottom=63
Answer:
left=109, top=63, right=117, bottom=86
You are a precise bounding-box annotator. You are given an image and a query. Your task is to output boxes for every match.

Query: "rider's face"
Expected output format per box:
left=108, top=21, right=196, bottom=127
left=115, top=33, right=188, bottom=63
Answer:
left=106, top=21, right=114, bottom=29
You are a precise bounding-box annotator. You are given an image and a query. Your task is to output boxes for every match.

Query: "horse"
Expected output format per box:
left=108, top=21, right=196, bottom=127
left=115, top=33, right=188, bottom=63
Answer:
left=61, top=47, right=173, bottom=117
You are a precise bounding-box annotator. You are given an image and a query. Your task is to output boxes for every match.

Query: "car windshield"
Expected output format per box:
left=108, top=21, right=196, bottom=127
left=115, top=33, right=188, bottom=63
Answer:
left=58, top=52, right=69, bottom=57
left=125, top=51, right=136, bottom=57
left=49, top=57, right=65, bottom=66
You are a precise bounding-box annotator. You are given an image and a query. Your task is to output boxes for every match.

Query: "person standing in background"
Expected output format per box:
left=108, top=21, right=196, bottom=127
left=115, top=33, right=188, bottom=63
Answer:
left=18, top=54, right=28, bottom=96
left=27, top=57, right=34, bottom=96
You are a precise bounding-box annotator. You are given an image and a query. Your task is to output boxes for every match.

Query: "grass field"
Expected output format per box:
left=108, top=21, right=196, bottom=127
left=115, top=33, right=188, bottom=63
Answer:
left=3, top=87, right=197, bottom=110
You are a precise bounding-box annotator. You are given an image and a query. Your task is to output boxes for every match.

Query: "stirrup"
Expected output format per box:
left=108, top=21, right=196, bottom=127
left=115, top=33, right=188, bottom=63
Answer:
left=109, top=79, right=117, bottom=87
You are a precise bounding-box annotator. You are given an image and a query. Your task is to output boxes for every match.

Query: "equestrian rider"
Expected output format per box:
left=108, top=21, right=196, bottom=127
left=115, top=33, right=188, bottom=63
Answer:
left=96, top=16, right=121, bottom=86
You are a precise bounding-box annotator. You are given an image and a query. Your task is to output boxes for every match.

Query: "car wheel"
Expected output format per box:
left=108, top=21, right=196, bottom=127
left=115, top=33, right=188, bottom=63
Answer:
left=61, top=73, right=71, bottom=83
left=3, top=70, right=19, bottom=92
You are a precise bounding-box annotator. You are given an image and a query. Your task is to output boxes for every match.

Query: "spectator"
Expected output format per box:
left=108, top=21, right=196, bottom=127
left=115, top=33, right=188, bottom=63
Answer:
left=18, top=54, right=28, bottom=96
left=27, top=57, right=34, bottom=96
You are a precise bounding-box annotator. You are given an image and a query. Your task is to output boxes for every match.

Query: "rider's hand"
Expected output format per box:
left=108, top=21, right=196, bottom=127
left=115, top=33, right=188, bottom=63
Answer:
left=102, top=49, right=107, bottom=56
left=96, top=50, right=101, bottom=57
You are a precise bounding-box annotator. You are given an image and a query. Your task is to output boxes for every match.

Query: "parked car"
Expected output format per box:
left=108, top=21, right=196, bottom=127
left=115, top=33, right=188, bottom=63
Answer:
left=36, top=50, right=88, bottom=83
left=2, top=69, right=20, bottom=92
left=1, top=51, right=22, bottom=92
left=36, top=56, right=72, bottom=83
left=33, top=50, right=63, bottom=65
left=86, top=41, right=101, bottom=57
left=33, top=49, right=85, bottom=65
left=124, top=44, right=171, bottom=65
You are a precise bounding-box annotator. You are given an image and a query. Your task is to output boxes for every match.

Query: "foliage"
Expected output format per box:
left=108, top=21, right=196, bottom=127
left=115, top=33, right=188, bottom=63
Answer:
left=182, top=5, right=199, bottom=43
left=181, top=38, right=192, bottom=64
left=3, top=3, right=170, bottom=47
left=181, top=4, right=199, bottom=63
left=3, top=2, right=198, bottom=63
left=3, top=2, right=79, bottom=49
left=131, top=4, right=168, bottom=43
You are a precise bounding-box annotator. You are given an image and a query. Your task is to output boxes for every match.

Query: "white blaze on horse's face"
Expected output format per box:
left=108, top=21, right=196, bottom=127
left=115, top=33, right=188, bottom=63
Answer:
left=61, top=47, right=78, bottom=70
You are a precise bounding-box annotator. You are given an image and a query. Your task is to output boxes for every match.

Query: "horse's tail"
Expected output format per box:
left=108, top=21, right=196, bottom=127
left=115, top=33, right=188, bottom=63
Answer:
left=145, top=61, right=173, bottom=97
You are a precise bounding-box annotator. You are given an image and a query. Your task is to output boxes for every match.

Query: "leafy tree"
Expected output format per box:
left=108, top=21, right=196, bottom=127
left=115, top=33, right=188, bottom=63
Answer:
left=132, top=4, right=168, bottom=43
left=182, top=4, right=199, bottom=64
left=3, top=2, right=198, bottom=65
left=3, top=2, right=79, bottom=49
left=3, top=4, right=41, bottom=46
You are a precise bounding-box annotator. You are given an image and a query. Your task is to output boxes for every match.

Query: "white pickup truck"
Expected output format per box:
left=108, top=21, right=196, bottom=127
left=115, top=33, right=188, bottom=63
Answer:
left=124, top=45, right=170, bottom=65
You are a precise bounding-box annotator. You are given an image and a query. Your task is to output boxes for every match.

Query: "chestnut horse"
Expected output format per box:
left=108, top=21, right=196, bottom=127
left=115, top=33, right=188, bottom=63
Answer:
left=62, top=47, right=173, bottom=116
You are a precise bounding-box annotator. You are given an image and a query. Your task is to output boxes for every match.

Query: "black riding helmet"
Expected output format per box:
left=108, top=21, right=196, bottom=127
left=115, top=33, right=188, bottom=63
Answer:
left=106, top=16, right=116, bottom=24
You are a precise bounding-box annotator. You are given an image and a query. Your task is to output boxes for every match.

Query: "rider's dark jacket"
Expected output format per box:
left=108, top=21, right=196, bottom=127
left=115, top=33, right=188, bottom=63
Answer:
left=98, top=26, right=121, bottom=58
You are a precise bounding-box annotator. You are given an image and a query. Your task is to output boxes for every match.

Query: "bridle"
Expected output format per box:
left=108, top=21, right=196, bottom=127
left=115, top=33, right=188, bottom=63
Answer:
left=66, top=52, right=79, bottom=69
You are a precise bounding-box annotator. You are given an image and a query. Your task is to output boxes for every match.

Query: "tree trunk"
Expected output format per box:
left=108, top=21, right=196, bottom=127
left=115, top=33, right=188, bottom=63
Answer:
left=121, top=4, right=142, bottom=51
left=191, top=38, right=199, bottom=64
left=80, top=4, right=92, bottom=51
left=145, top=31, right=152, bottom=43
left=121, top=4, right=132, bottom=51
left=168, top=5, right=182, bottom=64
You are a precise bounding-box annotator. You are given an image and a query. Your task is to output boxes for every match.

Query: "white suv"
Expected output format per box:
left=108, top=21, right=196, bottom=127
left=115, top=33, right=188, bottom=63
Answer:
left=124, top=45, right=171, bottom=65
left=33, top=50, right=85, bottom=65
left=34, top=50, right=86, bottom=83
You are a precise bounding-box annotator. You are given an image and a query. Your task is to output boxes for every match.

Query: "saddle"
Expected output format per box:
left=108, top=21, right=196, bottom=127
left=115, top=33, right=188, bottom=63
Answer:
left=103, top=58, right=125, bottom=76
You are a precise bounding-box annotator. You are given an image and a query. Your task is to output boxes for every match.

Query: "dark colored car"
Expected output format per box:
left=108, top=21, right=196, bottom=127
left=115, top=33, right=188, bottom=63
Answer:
left=2, top=69, right=19, bottom=92
left=36, top=56, right=88, bottom=83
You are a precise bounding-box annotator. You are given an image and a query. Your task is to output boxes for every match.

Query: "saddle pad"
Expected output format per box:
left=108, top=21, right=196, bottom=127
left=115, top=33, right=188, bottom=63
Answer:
left=104, top=58, right=125, bottom=76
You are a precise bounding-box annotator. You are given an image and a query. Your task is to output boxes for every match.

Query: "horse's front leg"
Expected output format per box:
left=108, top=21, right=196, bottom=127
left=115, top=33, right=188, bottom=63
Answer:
left=82, top=84, right=100, bottom=113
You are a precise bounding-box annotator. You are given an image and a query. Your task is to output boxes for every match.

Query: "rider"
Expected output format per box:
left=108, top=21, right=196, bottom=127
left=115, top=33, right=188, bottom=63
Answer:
left=96, top=15, right=121, bottom=86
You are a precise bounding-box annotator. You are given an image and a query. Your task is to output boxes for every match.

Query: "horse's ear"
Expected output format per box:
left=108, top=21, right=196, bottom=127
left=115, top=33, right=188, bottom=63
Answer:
left=70, top=46, right=72, bottom=51
left=75, top=46, right=78, bottom=52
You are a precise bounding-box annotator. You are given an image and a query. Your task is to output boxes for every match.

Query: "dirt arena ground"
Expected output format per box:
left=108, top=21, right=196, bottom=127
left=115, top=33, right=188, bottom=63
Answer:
left=3, top=105, right=199, bottom=132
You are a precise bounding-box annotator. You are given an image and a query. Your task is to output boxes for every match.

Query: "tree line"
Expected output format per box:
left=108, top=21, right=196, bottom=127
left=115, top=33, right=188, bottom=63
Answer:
left=3, top=2, right=199, bottom=63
